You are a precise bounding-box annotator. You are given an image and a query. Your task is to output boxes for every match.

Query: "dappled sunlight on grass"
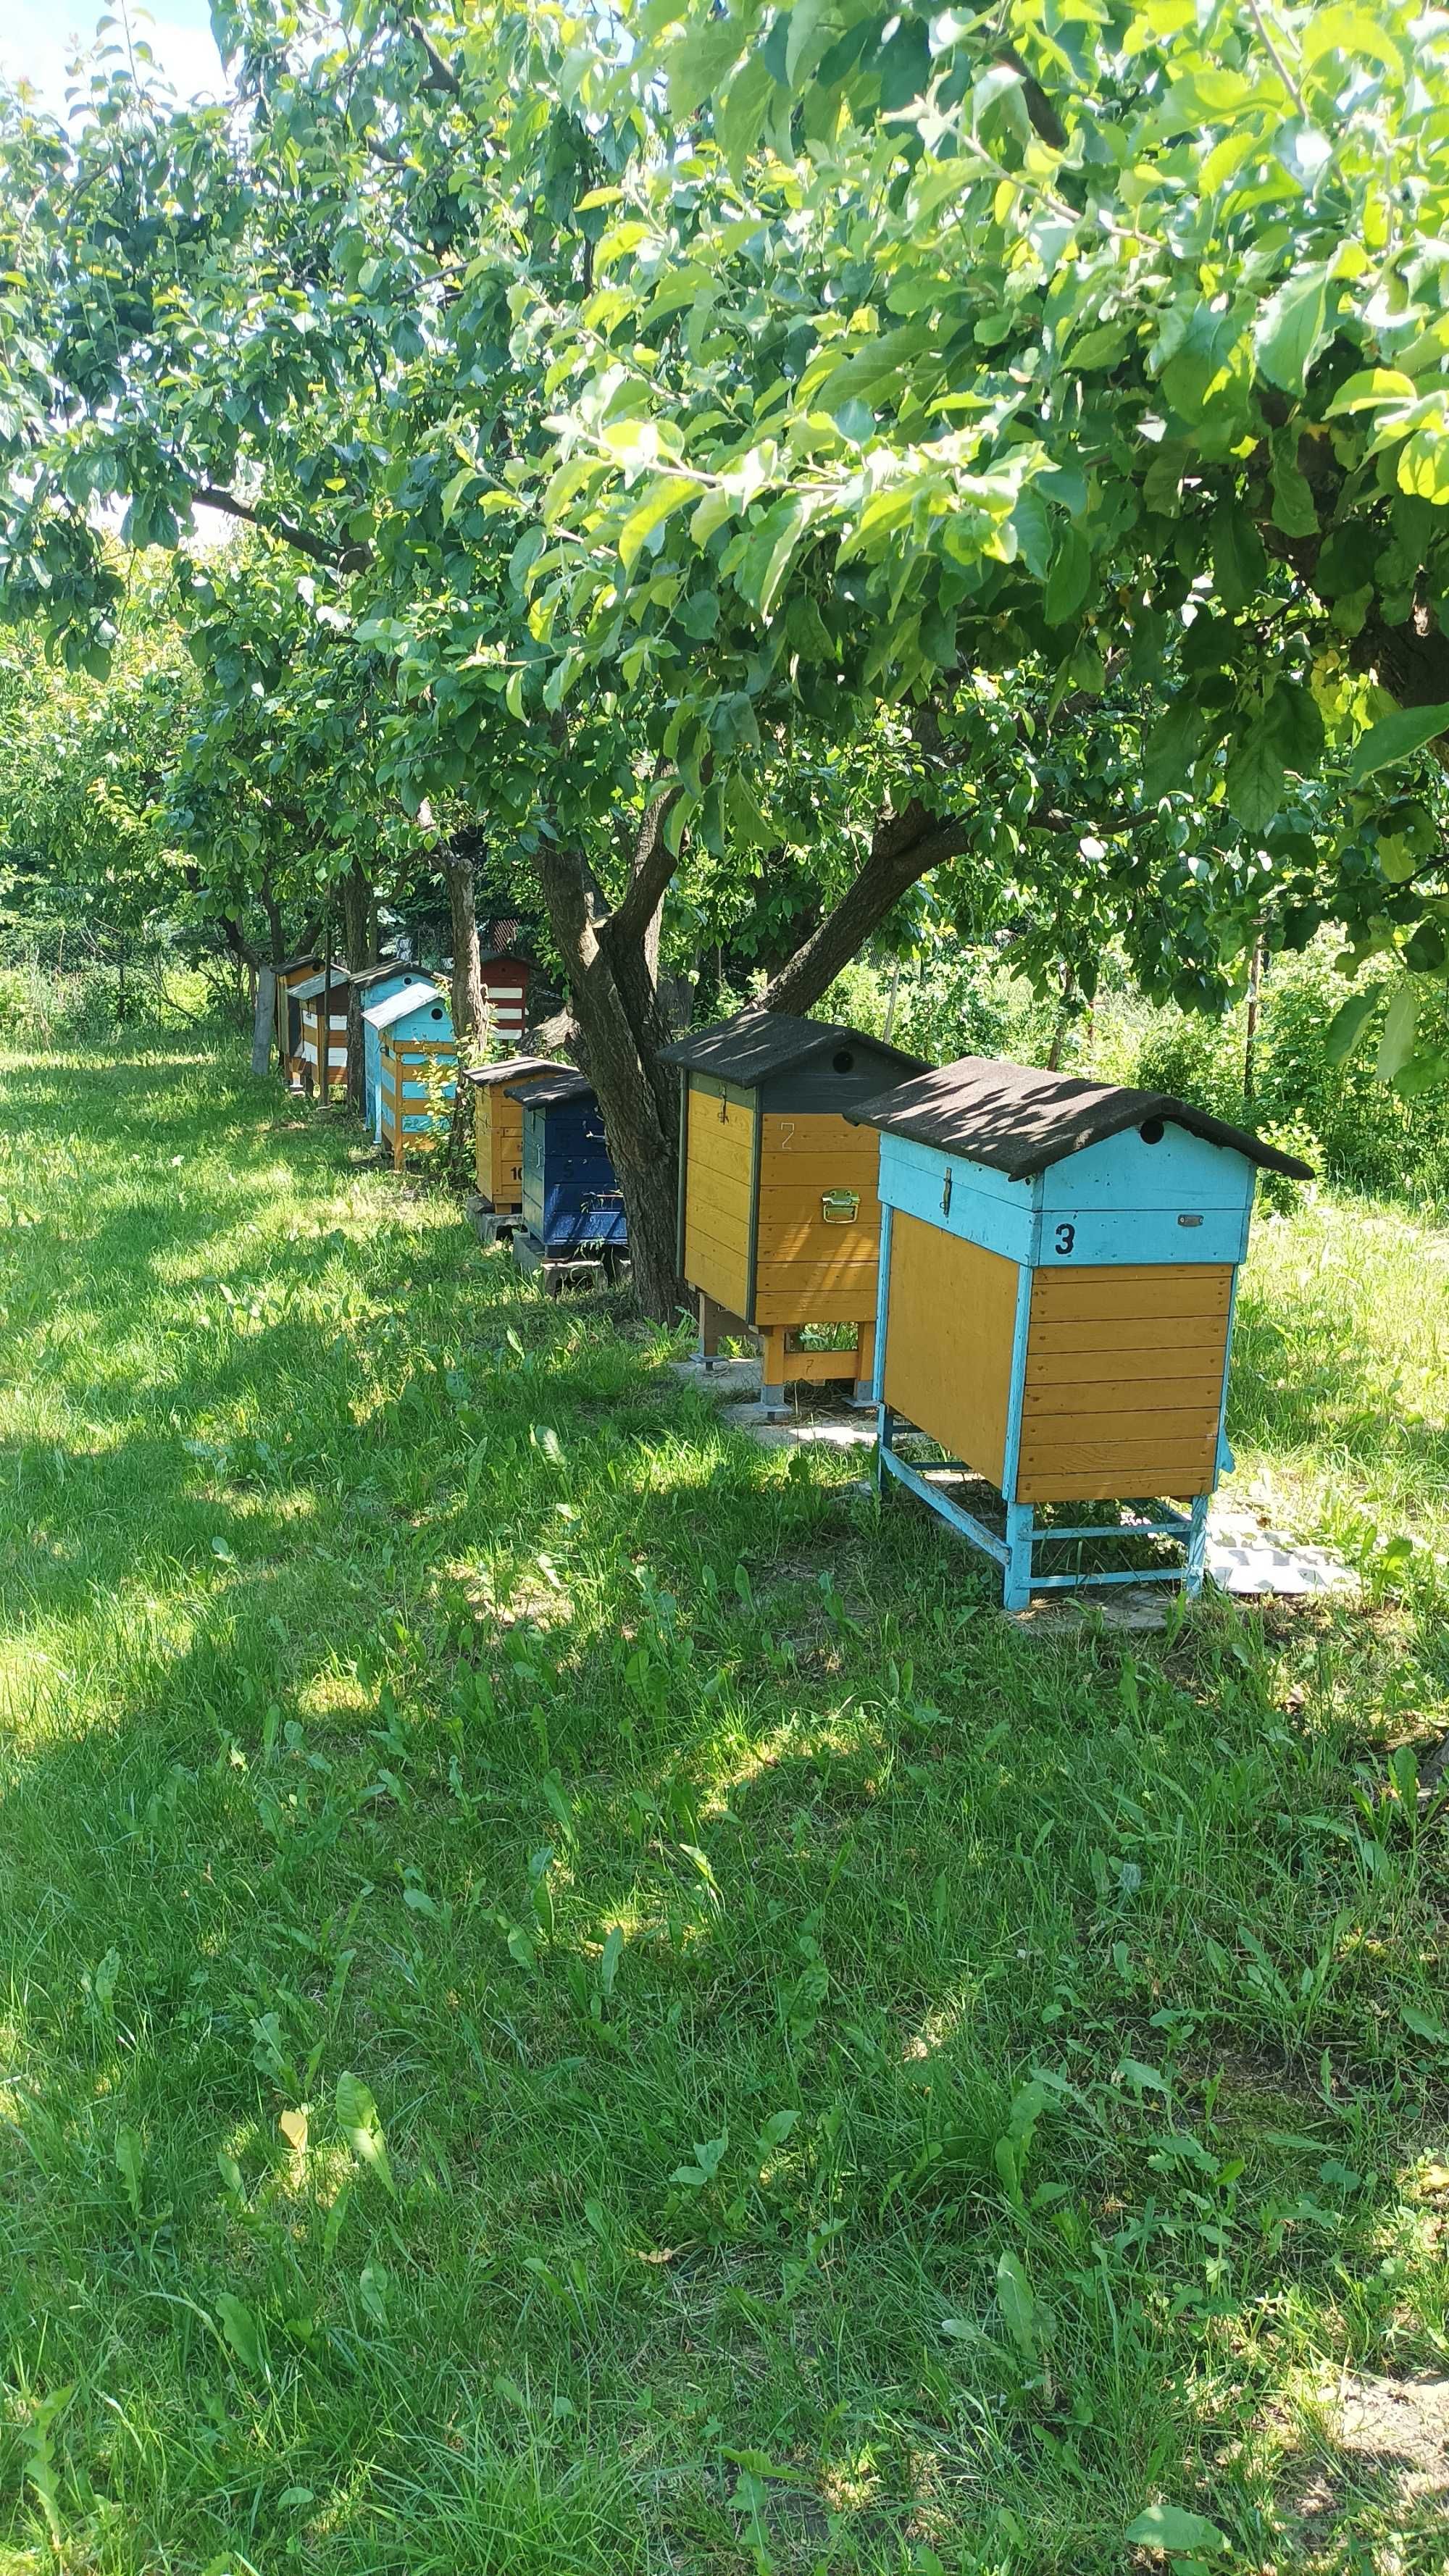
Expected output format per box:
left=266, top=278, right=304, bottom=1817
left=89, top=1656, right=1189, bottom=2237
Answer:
left=0, top=1037, right=1445, bottom=2572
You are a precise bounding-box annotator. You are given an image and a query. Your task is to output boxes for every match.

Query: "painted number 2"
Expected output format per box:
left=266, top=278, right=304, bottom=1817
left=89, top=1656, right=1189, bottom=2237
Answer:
left=1053, top=1222, right=1076, bottom=1256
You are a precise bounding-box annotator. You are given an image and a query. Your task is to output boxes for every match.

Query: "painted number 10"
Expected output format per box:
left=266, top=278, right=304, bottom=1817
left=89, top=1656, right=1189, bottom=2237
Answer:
left=1053, top=1223, right=1076, bottom=1256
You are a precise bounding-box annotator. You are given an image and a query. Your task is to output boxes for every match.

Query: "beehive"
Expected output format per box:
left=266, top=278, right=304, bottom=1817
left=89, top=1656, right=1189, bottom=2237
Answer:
left=465, top=1057, right=568, bottom=1213
left=848, top=1058, right=1313, bottom=1608
left=658, top=1008, right=927, bottom=1410
left=293, top=966, right=355, bottom=1100
left=274, top=953, right=320, bottom=1084
left=369, top=983, right=457, bottom=1168
left=512, top=1071, right=627, bottom=1258
left=477, top=950, right=533, bottom=1053
left=357, top=966, right=439, bottom=1136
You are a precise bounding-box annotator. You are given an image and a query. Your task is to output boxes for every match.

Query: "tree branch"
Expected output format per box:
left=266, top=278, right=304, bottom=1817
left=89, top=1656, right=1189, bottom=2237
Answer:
left=409, top=15, right=462, bottom=95
left=193, top=485, right=373, bottom=574
left=763, top=796, right=971, bottom=1016
left=602, top=783, right=681, bottom=955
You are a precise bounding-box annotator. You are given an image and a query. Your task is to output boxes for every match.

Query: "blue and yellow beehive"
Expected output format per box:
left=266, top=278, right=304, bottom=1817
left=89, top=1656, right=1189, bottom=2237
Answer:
left=359, top=969, right=440, bottom=1137
left=848, top=1059, right=1312, bottom=1609
left=368, top=982, right=456, bottom=1168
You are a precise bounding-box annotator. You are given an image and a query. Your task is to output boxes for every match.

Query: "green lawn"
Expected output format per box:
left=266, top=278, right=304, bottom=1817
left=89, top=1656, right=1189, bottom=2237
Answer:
left=1, top=1038, right=1445, bottom=2576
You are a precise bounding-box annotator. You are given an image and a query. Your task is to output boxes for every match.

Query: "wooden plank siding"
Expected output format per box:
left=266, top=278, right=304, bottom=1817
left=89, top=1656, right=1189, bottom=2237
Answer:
left=882, top=1214, right=1018, bottom=1486
left=475, top=1087, right=527, bottom=1210
left=683, top=1085, right=753, bottom=1317
left=1015, top=1260, right=1231, bottom=1502
left=751, top=1107, right=883, bottom=1324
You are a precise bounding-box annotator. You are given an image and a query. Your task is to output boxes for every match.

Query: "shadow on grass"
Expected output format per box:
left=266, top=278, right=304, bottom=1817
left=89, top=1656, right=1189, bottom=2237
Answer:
left=1, top=1043, right=1447, bottom=2572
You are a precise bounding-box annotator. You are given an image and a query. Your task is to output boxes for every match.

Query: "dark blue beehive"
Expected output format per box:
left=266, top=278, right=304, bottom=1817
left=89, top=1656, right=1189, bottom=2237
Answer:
left=511, top=1071, right=627, bottom=1256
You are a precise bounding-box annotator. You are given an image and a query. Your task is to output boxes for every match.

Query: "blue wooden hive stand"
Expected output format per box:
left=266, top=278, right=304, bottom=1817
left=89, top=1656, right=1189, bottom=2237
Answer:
left=847, top=1059, right=1313, bottom=1611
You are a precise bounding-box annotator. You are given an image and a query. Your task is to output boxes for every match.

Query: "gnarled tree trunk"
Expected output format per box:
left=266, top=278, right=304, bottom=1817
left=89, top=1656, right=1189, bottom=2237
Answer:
left=529, top=756, right=974, bottom=1323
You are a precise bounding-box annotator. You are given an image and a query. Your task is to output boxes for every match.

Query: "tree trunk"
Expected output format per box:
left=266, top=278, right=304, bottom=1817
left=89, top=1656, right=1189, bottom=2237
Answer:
left=342, top=863, right=377, bottom=1114
left=341, top=862, right=375, bottom=969
left=252, top=966, right=277, bottom=1074
left=444, top=846, right=487, bottom=1185
left=533, top=835, right=685, bottom=1323
left=522, top=764, right=969, bottom=1323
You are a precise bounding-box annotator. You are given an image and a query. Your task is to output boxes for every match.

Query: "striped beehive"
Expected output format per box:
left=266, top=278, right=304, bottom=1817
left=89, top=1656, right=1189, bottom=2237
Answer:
left=293, top=966, right=354, bottom=1100
left=356, top=967, right=440, bottom=1136
left=659, top=1009, right=927, bottom=1411
left=369, top=984, right=457, bottom=1168
left=274, top=953, right=320, bottom=1085
left=478, top=951, right=533, bottom=1053
left=848, top=1058, right=1313, bottom=1610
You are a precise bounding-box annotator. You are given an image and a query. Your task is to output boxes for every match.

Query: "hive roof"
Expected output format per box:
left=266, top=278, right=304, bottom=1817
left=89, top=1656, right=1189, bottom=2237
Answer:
left=658, top=1005, right=925, bottom=1087
left=362, top=980, right=447, bottom=1032
left=505, top=1070, right=595, bottom=1108
left=846, top=1056, right=1314, bottom=1181
left=464, top=1056, right=568, bottom=1090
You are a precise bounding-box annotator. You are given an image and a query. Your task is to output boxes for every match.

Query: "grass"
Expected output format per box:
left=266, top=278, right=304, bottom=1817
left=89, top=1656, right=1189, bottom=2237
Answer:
left=0, top=1034, right=1446, bottom=2576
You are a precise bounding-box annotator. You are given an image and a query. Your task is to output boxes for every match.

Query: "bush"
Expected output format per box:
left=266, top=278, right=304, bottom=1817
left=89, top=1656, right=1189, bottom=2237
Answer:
left=0, top=958, right=220, bottom=1046
left=820, top=934, right=1449, bottom=1207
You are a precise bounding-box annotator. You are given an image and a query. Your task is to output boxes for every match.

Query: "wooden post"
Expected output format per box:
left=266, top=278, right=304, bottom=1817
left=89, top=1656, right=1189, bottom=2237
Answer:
left=320, top=912, right=333, bottom=1108
left=1243, top=936, right=1264, bottom=1110
left=759, top=1325, right=787, bottom=1416
left=251, top=966, right=277, bottom=1075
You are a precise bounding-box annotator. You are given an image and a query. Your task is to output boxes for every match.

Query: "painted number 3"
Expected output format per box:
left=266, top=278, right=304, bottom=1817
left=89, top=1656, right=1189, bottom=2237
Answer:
left=1053, top=1223, right=1076, bottom=1256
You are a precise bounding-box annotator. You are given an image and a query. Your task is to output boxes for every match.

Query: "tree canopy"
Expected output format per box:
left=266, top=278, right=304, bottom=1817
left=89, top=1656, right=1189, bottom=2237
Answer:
left=3, top=0, right=1448, bottom=1303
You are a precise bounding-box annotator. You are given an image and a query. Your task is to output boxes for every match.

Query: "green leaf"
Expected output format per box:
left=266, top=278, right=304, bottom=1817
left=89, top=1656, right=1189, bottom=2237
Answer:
left=1269, top=430, right=1318, bottom=538
left=115, top=2125, right=143, bottom=2217
left=1324, top=991, right=1379, bottom=1063
left=215, top=2291, right=264, bottom=2373
left=1377, top=979, right=1419, bottom=1081
left=335, top=2071, right=396, bottom=2197
left=1043, top=525, right=1091, bottom=625
left=1224, top=730, right=1285, bottom=835
left=1255, top=267, right=1332, bottom=398
left=1350, top=699, right=1449, bottom=783
left=1143, top=694, right=1206, bottom=803
left=667, top=17, right=743, bottom=119
left=1326, top=368, right=1417, bottom=417
left=1263, top=680, right=1324, bottom=772
left=600, top=1924, right=624, bottom=1996
left=690, top=488, right=735, bottom=548
left=1402, top=2002, right=1449, bottom=2046
left=1396, top=429, right=1449, bottom=503
left=995, top=2250, right=1036, bottom=2359
left=440, top=467, right=477, bottom=526
left=1211, top=503, right=1266, bottom=613
left=618, top=477, right=703, bottom=574
left=1124, top=2504, right=1227, bottom=2555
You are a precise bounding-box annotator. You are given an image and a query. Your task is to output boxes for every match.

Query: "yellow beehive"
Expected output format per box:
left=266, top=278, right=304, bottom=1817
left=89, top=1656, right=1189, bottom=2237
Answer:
left=659, top=1008, right=927, bottom=1409
left=847, top=1055, right=1314, bottom=1610
left=465, top=1057, right=569, bottom=1212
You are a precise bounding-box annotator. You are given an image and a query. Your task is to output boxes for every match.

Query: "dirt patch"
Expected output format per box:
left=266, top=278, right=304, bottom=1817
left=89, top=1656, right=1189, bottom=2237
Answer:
left=1281, top=2372, right=1449, bottom=2556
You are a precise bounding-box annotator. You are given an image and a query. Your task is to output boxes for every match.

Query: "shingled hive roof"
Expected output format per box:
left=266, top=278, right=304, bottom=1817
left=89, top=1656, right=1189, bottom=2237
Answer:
left=465, top=1056, right=568, bottom=1089
left=504, top=1069, right=595, bottom=1108
left=658, top=1005, right=925, bottom=1087
left=846, top=1056, right=1314, bottom=1182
